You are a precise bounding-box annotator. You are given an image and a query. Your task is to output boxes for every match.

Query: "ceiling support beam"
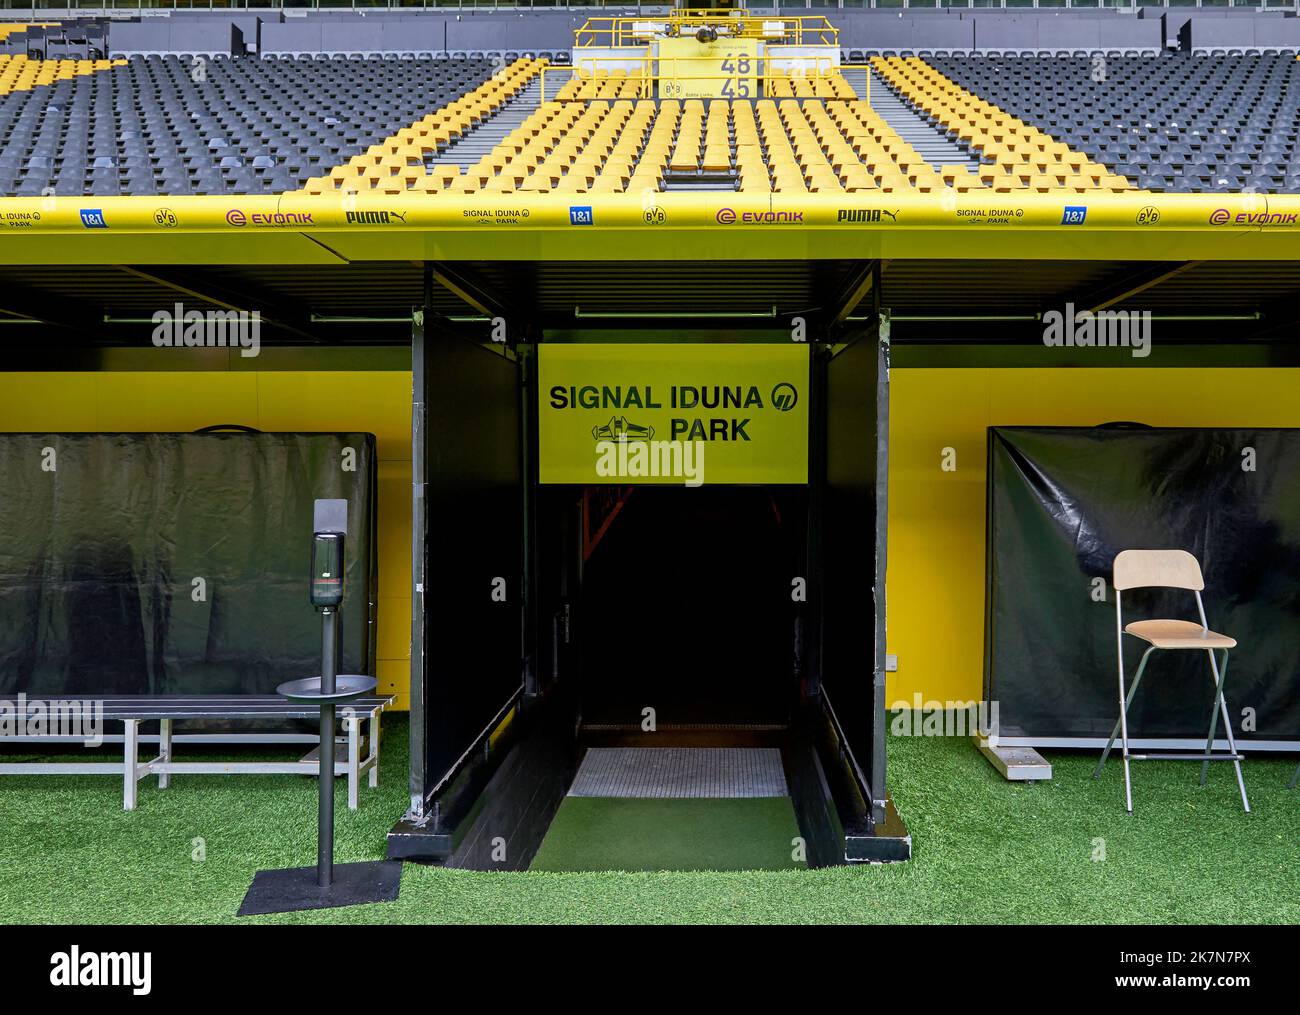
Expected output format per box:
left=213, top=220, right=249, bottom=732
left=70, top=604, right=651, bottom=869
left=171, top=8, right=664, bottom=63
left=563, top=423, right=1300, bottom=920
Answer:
left=0, top=292, right=103, bottom=333
left=831, top=259, right=887, bottom=325
left=428, top=261, right=541, bottom=343
left=118, top=265, right=321, bottom=343
left=1080, top=261, right=1201, bottom=314
left=428, top=263, right=510, bottom=320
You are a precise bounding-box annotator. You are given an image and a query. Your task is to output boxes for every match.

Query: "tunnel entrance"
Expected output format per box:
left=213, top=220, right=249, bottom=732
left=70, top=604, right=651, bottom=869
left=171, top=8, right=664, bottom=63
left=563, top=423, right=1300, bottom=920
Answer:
left=535, top=484, right=808, bottom=871
left=390, top=329, right=908, bottom=870
left=572, top=485, right=805, bottom=730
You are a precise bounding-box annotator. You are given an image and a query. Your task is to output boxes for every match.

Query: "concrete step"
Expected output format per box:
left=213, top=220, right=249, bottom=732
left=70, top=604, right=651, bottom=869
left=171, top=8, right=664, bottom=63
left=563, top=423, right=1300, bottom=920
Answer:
left=841, top=64, right=870, bottom=102
left=434, top=77, right=542, bottom=171
left=867, top=67, right=983, bottom=174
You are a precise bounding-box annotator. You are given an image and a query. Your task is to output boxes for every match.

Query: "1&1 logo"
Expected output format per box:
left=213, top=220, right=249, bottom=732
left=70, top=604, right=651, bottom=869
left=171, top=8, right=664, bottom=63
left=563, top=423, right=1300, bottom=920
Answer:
left=771, top=383, right=798, bottom=411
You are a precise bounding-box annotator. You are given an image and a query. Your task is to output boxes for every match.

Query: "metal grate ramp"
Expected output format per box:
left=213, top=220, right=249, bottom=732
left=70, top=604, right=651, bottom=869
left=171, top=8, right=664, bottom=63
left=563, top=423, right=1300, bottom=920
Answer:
left=568, top=747, right=788, bottom=799
left=433, top=77, right=543, bottom=172
left=868, top=66, right=983, bottom=174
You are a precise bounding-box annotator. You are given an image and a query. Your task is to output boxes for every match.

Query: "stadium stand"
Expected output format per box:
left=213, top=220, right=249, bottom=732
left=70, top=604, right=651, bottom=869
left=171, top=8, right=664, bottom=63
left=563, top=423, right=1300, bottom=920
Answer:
left=871, top=56, right=1130, bottom=193
left=0, top=9, right=1297, bottom=198
left=0, top=51, right=496, bottom=195
left=931, top=52, right=1300, bottom=193
left=299, top=48, right=1133, bottom=197
left=303, top=57, right=543, bottom=195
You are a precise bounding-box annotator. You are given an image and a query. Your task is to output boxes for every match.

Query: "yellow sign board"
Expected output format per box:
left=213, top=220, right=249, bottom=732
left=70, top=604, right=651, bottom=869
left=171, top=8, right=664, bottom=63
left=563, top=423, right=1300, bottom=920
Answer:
left=538, top=343, right=808, bottom=486
left=658, top=37, right=759, bottom=99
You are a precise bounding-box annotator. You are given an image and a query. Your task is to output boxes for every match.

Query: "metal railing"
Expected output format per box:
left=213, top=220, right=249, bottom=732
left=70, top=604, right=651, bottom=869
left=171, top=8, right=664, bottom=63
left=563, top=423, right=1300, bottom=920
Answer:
left=574, top=13, right=839, bottom=48
left=539, top=56, right=862, bottom=100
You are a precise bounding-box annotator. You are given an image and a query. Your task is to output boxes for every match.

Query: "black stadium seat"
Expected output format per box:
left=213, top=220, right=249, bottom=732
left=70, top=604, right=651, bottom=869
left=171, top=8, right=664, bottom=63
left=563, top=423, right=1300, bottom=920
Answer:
left=0, top=53, right=495, bottom=196
left=929, top=51, right=1300, bottom=194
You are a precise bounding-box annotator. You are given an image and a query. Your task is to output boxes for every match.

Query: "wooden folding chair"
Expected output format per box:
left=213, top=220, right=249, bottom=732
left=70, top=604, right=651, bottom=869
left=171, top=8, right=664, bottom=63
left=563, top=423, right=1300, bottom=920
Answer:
left=1094, top=549, right=1250, bottom=814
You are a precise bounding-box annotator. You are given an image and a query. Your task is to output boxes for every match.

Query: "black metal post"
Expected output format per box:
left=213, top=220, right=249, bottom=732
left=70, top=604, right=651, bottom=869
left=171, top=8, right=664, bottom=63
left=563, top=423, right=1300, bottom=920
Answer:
left=319, top=607, right=337, bottom=887
left=241, top=497, right=395, bottom=916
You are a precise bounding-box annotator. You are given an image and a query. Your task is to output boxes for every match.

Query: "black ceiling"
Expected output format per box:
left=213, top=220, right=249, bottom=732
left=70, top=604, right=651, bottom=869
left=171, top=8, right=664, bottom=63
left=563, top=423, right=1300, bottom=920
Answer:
left=2, top=258, right=1299, bottom=349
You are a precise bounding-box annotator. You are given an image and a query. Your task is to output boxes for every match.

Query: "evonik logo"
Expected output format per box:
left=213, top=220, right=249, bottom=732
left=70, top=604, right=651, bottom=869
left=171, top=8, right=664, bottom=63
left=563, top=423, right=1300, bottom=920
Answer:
left=715, top=208, right=804, bottom=225
left=225, top=209, right=314, bottom=227
left=1209, top=208, right=1296, bottom=227
left=50, top=946, right=151, bottom=995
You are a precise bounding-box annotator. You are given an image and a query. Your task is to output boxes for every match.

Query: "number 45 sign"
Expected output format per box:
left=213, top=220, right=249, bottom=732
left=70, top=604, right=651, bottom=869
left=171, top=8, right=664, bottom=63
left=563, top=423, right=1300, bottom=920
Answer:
left=719, top=56, right=754, bottom=98
left=659, top=37, right=758, bottom=100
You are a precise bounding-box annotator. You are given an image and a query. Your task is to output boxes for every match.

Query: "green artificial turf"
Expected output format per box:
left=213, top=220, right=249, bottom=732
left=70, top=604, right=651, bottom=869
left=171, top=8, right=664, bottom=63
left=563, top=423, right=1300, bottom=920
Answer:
left=530, top=796, right=806, bottom=872
left=0, top=714, right=1296, bottom=924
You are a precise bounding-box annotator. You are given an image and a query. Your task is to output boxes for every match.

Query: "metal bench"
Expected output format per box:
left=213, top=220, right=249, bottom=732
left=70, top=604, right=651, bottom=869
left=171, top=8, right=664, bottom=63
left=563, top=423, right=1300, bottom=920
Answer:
left=0, top=694, right=393, bottom=811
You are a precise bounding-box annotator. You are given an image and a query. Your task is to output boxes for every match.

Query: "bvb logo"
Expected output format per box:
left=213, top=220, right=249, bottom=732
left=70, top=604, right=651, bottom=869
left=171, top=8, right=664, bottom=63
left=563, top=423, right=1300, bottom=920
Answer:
left=1136, top=206, right=1160, bottom=226
left=771, top=382, right=798, bottom=412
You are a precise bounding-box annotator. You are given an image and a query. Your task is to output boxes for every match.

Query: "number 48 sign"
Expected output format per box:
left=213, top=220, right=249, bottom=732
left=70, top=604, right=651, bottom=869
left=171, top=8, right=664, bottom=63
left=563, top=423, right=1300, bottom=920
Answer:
left=659, top=37, right=759, bottom=99
left=719, top=56, right=754, bottom=98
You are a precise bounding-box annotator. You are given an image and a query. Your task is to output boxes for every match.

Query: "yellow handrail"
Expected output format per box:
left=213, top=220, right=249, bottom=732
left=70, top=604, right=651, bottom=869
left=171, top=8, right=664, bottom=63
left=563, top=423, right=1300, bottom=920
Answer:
left=540, top=57, right=851, bottom=103
left=572, top=13, right=839, bottom=49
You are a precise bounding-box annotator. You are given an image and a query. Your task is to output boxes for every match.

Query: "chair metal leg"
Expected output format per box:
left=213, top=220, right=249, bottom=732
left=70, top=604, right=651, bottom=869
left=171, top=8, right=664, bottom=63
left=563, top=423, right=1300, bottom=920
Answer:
left=1095, top=646, right=1153, bottom=811
left=1095, top=650, right=1151, bottom=774
left=1207, top=651, right=1250, bottom=812
left=1119, top=654, right=1138, bottom=814
left=1200, top=650, right=1225, bottom=787
left=1290, top=763, right=1299, bottom=791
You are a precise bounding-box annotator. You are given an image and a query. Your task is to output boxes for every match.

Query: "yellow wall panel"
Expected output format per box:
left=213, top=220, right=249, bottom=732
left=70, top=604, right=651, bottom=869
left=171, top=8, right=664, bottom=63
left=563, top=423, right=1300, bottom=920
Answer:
left=887, top=367, right=1300, bottom=708
left=256, top=371, right=411, bottom=459
left=0, top=373, right=98, bottom=430
left=376, top=658, right=410, bottom=711
left=95, top=371, right=260, bottom=431
left=376, top=596, right=412, bottom=661
left=376, top=464, right=413, bottom=597
left=885, top=369, right=988, bottom=707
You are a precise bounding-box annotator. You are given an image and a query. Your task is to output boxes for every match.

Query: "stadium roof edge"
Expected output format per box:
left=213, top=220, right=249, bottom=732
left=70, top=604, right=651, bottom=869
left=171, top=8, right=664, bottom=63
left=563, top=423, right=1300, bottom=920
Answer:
left=3, top=193, right=1299, bottom=265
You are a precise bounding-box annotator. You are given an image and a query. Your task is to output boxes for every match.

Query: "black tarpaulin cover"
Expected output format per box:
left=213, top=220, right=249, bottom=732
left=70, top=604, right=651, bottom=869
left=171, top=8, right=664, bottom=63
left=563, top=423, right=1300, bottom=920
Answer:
left=985, top=426, right=1300, bottom=741
left=0, top=433, right=376, bottom=696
